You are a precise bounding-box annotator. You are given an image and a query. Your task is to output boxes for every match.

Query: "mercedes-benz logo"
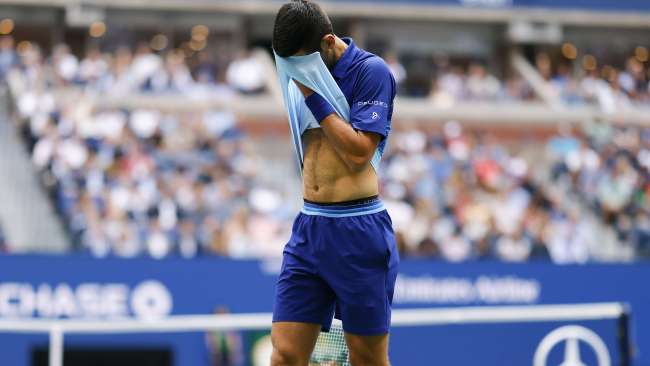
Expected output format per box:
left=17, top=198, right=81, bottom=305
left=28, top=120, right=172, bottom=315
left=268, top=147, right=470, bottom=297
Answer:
left=534, top=325, right=611, bottom=366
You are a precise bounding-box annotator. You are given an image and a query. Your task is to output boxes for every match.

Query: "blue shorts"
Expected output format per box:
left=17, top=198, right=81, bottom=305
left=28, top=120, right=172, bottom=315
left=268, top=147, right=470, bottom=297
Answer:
left=272, top=196, right=400, bottom=336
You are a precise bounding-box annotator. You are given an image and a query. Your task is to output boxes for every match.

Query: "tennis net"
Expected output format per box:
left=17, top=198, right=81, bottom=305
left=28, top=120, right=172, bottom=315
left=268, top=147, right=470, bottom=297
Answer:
left=0, top=302, right=630, bottom=366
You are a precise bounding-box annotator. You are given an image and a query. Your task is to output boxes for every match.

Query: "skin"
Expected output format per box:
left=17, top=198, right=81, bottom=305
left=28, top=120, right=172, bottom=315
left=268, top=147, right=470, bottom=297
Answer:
left=271, top=34, right=390, bottom=366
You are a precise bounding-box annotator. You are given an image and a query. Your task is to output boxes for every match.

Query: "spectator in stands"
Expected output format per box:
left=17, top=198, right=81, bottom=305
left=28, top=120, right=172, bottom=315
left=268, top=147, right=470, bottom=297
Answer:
left=225, top=49, right=266, bottom=95
left=552, top=63, right=582, bottom=104
left=108, top=46, right=133, bottom=92
left=635, top=211, right=650, bottom=258
left=0, top=36, right=18, bottom=81
left=431, top=64, right=465, bottom=104
left=438, top=224, right=473, bottom=262
left=51, top=43, right=79, bottom=85
left=494, top=230, right=533, bottom=262
left=619, top=57, right=648, bottom=102
left=466, top=62, right=501, bottom=100
left=544, top=206, right=591, bottom=264
left=194, top=51, right=219, bottom=84
left=79, top=46, right=109, bottom=88
left=162, top=50, right=194, bottom=92
left=536, top=53, right=552, bottom=82
left=503, top=74, right=534, bottom=101
left=597, top=154, right=639, bottom=214
left=176, top=217, right=199, bottom=258
left=0, top=221, right=7, bottom=253
left=130, top=42, right=164, bottom=92
left=384, top=51, right=407, bottom=87
left=604, top=69, right=632, bottom=112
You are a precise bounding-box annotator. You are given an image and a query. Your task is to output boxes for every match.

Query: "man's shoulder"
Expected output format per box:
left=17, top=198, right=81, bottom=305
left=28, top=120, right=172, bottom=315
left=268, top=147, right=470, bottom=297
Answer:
left=355, top=52, right=392, bottom=79
left=354, top=53, right=396, bottom=101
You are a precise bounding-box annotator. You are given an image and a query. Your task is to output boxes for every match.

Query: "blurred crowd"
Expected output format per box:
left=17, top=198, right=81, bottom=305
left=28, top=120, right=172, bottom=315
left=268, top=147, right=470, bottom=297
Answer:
left=25, top=105, right=294, bottom=259
left=536, top=52, right=650, bottom=111
left=4, top=33, right=649, bottom=109
left=430, top=62, right=531, bottom=103
left=381, top=121, right=649, bottom=263
left=386, top=48, right=650, bottom=109
left=2, top=36, right=649, bottom=262
left=386, top=54, right=534, bottom=102
left=2, top=35, right=293, bottom=259
left=0, top=35, right=268, bottom=97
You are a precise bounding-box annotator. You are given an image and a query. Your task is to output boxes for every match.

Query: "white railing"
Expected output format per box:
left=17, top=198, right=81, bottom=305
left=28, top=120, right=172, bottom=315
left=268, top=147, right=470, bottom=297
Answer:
left=0, top=302, right=627, bottom=366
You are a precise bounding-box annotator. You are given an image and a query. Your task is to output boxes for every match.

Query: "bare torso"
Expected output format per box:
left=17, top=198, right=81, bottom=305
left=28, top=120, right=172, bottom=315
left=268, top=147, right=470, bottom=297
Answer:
left=302, top=129, right=378, bottom=202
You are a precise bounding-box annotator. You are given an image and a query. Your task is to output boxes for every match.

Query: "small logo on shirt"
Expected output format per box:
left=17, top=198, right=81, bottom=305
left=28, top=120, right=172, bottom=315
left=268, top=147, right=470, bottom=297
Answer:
left=372, top=112, right=380, bottom=120
left=358, top=100, right=389, bottom=108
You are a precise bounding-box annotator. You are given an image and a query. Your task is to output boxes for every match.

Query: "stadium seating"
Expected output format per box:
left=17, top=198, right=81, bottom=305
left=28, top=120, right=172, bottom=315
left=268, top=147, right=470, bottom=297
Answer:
left=1, top=37, right=648, bottom=262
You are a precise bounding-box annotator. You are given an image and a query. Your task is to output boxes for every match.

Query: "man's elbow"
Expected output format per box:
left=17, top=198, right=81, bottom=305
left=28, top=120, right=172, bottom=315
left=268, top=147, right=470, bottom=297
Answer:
left=346, top=153, right=373, bottom=172
left=342, top=133, right=381, bottom=171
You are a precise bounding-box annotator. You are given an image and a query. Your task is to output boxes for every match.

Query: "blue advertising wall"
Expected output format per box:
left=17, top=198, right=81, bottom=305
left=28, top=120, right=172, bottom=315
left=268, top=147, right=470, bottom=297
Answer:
left=325, top=0, right=650, bottom=12
left=0, top=256, right=648, bottom=365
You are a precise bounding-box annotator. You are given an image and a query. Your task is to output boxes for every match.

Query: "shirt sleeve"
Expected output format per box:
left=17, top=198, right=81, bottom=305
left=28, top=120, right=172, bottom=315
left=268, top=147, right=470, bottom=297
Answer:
left=350, top=57, right=396, bottom=138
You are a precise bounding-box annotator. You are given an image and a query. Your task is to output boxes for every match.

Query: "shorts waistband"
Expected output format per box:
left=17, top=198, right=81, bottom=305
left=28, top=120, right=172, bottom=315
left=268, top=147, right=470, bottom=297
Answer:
left=301, top=196, right=385, bottom=217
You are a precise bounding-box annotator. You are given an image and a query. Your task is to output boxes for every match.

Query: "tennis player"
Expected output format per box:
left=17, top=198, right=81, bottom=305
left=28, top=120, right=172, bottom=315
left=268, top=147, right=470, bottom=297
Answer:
left=271, top=1, right=399, bottom=365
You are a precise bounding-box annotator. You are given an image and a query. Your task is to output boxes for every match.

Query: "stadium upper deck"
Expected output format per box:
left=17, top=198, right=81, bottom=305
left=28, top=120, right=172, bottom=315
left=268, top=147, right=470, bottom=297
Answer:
left=1, top=0, right=650, bottom=23
left=1, top=0, right=649, bottom=126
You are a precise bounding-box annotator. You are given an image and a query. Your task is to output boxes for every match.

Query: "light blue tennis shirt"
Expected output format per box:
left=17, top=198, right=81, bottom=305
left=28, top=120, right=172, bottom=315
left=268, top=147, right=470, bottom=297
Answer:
left=274, top=38, right=396, bottom=172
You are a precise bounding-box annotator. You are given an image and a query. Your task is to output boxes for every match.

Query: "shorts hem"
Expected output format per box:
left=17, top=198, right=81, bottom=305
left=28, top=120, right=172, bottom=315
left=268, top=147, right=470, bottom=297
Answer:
left=341, top=326, right=390, bottom=336
left=272, top=316, right=332, bottom=331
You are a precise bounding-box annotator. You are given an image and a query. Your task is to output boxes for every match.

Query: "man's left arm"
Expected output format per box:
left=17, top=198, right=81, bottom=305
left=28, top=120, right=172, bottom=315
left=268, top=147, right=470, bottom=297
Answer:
left=297, top=59, right=394, bottom=171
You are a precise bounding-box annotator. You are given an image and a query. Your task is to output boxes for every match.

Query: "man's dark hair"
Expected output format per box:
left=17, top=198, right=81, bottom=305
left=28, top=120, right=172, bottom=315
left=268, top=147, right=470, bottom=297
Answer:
left=273, top=0, right=333, bottom=57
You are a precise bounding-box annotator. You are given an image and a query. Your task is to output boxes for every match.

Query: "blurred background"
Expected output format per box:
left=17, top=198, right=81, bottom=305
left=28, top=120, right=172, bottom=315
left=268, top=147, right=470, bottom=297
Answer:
left=0, top=0, right=649, bottom=365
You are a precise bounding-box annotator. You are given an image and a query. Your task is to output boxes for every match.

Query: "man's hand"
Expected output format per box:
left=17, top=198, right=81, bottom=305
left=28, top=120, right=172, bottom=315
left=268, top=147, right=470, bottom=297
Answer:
left=293, top=79, right=314, bottom=97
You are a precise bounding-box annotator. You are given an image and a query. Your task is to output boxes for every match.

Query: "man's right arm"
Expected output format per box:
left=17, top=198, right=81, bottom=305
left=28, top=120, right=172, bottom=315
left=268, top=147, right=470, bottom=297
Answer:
left=295, top=81, right=382, bottom=172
